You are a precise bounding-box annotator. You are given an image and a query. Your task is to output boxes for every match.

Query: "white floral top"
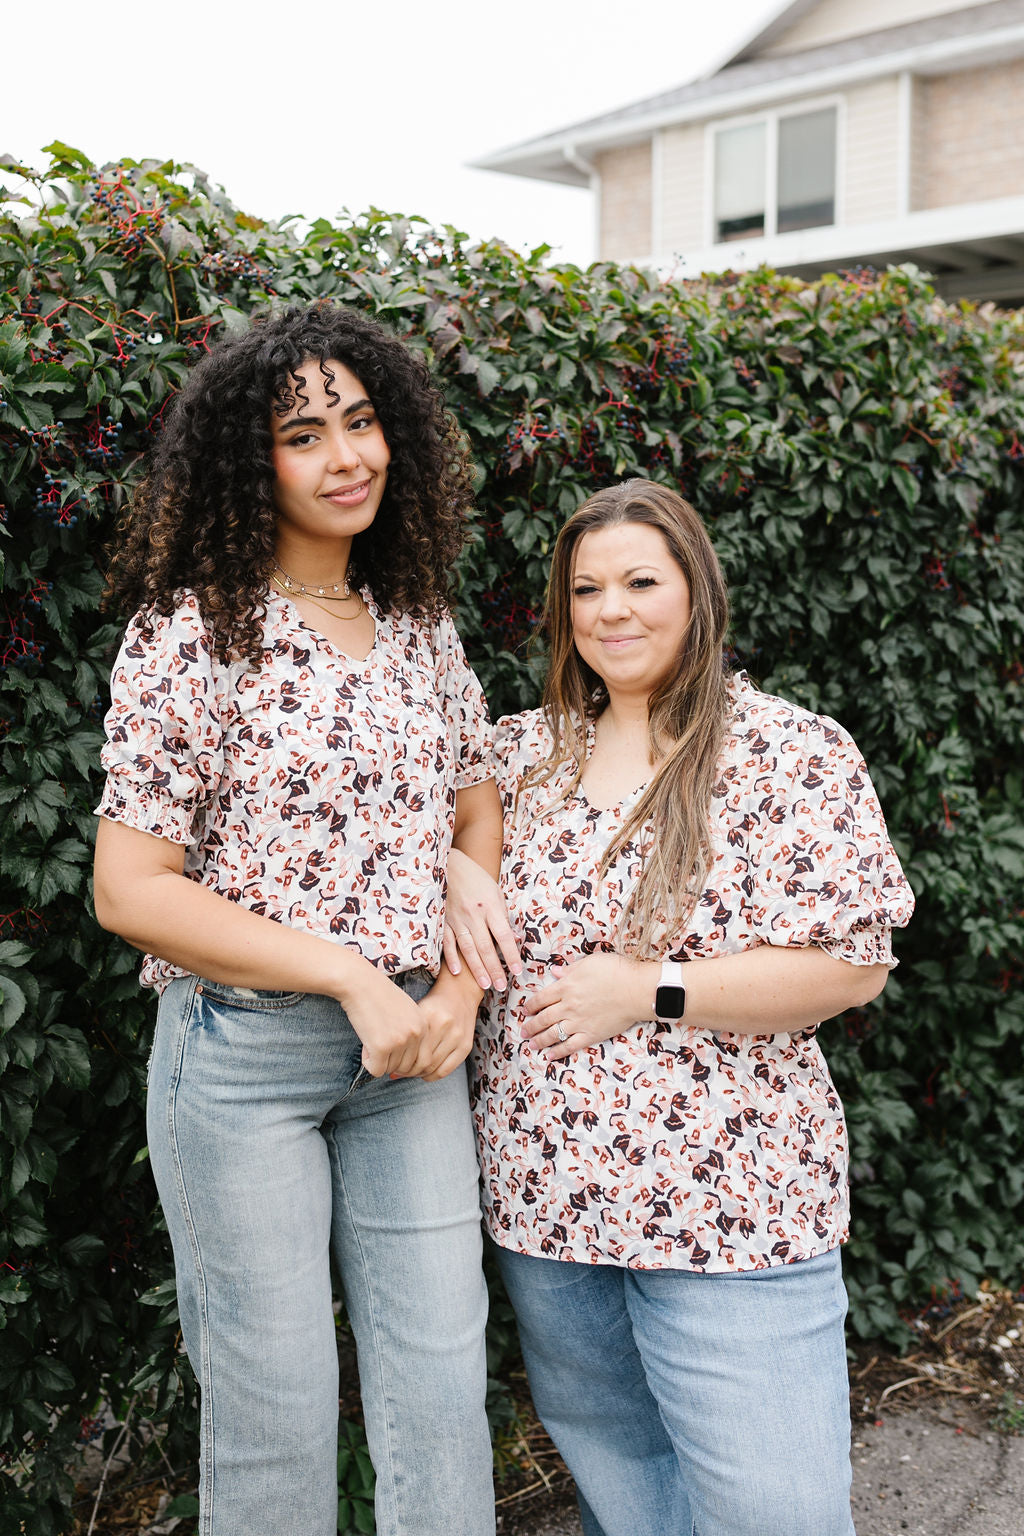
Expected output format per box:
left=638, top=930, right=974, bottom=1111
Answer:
left=471, top=674, right=914, bottom=1273
left=98, top=589, right=492, bottom=989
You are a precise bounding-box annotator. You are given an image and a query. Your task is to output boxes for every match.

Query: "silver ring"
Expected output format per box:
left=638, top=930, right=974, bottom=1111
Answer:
left=556, top=1023, right=567, bottom=1043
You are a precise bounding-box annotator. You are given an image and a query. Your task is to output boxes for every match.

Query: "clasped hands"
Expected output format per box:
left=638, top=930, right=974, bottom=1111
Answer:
left=443, top=850, right=653, bottom=1061
left=346, top=959, right=479, bottom=1083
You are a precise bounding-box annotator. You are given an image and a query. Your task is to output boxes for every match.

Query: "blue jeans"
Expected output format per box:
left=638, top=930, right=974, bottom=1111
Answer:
left=495, top=1244, right=855, bottom=1536
left=148, top=972, right=494, bottom=1536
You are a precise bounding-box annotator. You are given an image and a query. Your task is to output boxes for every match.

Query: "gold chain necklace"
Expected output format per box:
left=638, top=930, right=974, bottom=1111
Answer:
left=271, top=574, right=366, bottom=622
left=274, top=563, right=351, bottom=600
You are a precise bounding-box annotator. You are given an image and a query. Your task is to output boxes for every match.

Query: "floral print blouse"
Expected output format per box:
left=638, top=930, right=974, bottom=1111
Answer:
left=471, top=673, right=914, bottom=1273
left=98, top=589, right=492, bottom=989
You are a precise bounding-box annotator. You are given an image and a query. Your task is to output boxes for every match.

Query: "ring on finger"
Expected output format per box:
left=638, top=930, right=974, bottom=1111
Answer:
left=556, top=1023, right=567, bottom=1043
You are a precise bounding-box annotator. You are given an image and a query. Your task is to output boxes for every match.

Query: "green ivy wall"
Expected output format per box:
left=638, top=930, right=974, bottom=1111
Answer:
left=1, top=147, right=1022, bottom=1531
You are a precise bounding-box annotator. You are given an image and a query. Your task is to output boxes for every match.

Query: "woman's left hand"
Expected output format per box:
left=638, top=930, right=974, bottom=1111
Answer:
left=522, top=953, right=655, bottom=1061
left=394, top=977, right=480, bottom=1082
left=443, top=847, right=522, bottom=992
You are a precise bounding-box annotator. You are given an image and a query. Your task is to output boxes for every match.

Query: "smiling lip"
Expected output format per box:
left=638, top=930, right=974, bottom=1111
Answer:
left=599, top=635, right=641, bottom=648
left=322, top=479, right=372, bottom=506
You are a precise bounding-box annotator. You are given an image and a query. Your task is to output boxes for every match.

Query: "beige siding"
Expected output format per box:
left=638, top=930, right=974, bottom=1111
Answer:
left=758, top=0, right=992, bottom=57
left=657, top=124, right=705, bottom=256
left=914, top=60, right=1024, bottom=207
left=843, top=76, right=903, bottom=223
left=596, top=142, right=652, bottom=261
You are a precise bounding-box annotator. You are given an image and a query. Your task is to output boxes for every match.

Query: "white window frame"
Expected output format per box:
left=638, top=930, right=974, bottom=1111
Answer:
left=704, top=94, right=846, bottom=248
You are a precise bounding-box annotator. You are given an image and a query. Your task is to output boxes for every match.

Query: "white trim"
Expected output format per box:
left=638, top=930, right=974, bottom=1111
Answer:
left=474, top=23, right=1024, bottom=180
left=562, top=144, right=600, bottom=257
left=896, top=70, right=913, bottom=219
left=702, top=121, right=717, bottom=248
left=834, top=92, right=847, bottom=228
left=593, top=171, right=602, bottom=261
left=666, top=192, right=1024, bottom=278
left=765, top=115, right=780, bottom=239
left=707, top=94, right=842, bottom=246
left=651, top=129, right=664, bottom=260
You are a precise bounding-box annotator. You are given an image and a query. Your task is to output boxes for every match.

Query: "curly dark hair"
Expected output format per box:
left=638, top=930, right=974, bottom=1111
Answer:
left=104, top=302, right=476, bottom=666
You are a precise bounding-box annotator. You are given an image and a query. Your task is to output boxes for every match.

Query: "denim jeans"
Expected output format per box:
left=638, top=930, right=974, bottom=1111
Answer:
left=148, top=972, right=494, bottom=1536
left=494, top=1243, right=855, bottom=1536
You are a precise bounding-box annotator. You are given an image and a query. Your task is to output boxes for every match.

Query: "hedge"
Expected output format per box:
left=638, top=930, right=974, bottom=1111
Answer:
left=1, top=146, right=1022, bottom=1532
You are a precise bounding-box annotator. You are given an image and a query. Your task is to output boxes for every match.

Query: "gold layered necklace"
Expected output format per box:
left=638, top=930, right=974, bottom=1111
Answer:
left=273, top=563, right=351, bottom=600
left=271, top=567, right=365, bottom=622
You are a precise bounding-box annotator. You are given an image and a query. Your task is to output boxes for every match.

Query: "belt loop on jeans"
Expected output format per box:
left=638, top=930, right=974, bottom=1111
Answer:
left=395, top=965, right=434, bottom=991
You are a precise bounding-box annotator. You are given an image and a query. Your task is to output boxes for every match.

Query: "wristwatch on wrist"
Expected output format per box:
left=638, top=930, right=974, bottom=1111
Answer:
left=654, top=959, right=686, bottom=1023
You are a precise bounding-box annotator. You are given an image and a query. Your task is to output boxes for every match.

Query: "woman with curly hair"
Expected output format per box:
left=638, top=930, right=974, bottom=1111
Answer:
left=93, top=303, right=499, bottom=1536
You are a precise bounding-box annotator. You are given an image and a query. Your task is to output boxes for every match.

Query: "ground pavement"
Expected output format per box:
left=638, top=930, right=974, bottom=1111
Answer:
left=506, top=1402, right=1024, bottom=1536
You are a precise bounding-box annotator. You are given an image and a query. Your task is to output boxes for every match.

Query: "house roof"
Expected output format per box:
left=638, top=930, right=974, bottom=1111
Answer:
left=475, top=0, right=1024, bottom=186
left=705, top=0, right=820, bottom=75
left=725, top=0, right=828, bottom=67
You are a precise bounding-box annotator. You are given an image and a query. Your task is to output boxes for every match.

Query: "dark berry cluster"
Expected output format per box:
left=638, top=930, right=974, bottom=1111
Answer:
left=499, top=415, right=565, bottom=471
left=25, top=422, right=63, bottom=452
left=84, top=415, right=124, bottom=466
left=32, top=469, right=80, bottom=527
left=0, top=608, right=44, bottom=668
left=199, top=249, right=270, bottom=292
left=185, top=320, right=215, bottom=354
left=923, top=554, right=952, bottom=592
left=91, top=168, right=167, bottom=260
left=24, top=578, right=52, bottom=609
left=114, top=331, right=139, bottom=367
left=76, top=1415, right=105, bottom=1447
left=732, top=357, right=758, bottom=393
left=611, top=398, right=645, bottom=441
left=838, top=265, right=879, bottom=289
left=661, top=337, right=692, bottom=377
left=567, top=420, right=604, bottom=474
left=938, top=366, right=967, bottom=401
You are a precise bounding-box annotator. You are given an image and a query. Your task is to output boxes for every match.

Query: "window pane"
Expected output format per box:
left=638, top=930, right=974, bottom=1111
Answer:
left=778, top=107, right=836, bottom=233
left=715, top=121, right=766, bottom=242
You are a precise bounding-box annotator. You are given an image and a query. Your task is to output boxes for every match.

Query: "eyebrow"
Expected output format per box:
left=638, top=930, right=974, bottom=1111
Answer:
left=573, top=563, right=661, bottom=580
left=274, top=398, right=374, bottom=435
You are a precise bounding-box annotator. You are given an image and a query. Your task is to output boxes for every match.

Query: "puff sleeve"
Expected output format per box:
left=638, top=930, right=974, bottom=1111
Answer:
left=431, top=608, right=494, bottom=791
left=744, top=707, right=914, bottom=967
left=97, top=595, right=229, bottom=845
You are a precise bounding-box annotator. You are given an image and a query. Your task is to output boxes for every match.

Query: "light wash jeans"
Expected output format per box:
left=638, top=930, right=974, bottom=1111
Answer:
left=148, top=971, right=494, bottom=1536
left=495, top=1243, right=855, bottom=1536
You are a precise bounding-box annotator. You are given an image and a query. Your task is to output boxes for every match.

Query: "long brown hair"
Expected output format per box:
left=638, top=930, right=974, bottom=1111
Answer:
left=527, top=479, right=732, bottom=955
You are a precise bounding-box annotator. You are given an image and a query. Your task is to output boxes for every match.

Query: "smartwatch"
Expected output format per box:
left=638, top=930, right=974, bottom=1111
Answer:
left=654, top=959, right=686, bottom=1023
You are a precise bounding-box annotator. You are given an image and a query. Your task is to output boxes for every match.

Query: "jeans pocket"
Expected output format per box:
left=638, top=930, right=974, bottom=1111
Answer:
left=193, top=979, right=304, bottom=1013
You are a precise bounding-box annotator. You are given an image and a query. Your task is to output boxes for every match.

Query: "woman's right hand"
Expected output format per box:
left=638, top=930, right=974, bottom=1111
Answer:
left=443, top=848, right=522, bottom=992
left=95, top=820, right=450, bottom=1080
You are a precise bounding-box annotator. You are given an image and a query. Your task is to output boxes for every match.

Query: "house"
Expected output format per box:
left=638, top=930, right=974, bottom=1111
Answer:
left=473, top=0, right=1024, bottom=305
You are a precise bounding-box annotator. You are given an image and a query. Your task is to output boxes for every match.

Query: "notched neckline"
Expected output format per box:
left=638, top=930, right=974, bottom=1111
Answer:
left=270, top=587, right=378, bottom=668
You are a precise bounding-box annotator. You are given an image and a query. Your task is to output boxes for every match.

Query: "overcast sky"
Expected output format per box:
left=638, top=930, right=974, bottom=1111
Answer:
left=2, top=0, right=782, bottom=265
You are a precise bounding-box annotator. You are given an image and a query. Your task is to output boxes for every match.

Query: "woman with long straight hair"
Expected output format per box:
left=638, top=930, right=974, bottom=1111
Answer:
left=94, top=303, right=498, bottom=1536
left=448, top=478, right=914, bottom=1536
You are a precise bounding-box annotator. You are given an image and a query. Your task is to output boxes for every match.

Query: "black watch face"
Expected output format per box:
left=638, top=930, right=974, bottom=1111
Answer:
left=656, top=984, right=686, bottom=1019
